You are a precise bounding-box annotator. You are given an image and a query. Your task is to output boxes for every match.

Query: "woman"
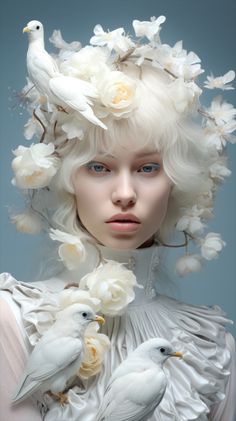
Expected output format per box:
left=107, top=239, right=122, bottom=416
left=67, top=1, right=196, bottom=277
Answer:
left=0, top=16, right=235, bottom=420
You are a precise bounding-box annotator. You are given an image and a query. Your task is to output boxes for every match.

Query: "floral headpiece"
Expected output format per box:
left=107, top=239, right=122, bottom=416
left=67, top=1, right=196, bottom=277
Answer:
left=11, top=16, right=236, bottom=276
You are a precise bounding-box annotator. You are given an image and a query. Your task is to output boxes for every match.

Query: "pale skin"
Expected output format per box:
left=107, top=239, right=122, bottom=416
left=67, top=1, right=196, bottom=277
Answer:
left=73, top=142, right=172, bottom=250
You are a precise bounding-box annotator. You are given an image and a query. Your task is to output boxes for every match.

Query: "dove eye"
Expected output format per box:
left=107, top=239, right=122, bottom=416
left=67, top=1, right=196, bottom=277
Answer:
left=36, top=25, right=40, bottom=30
left=82, top=312, right=88, bottom=318
left=160, top=348, right=166, bottom=353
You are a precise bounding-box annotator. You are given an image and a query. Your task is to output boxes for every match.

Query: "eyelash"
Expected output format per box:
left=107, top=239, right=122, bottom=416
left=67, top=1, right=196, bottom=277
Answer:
left=86, top=162, right=161, bottom=174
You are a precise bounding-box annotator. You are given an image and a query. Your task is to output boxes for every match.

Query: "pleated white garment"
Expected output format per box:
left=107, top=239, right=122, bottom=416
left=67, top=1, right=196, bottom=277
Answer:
left=0, top=244, right=235, bottom=420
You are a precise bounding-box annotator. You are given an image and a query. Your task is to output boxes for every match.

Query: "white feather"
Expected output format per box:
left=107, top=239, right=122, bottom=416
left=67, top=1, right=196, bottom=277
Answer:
left=96, top=338, right=182, bottom=421
left=12, top=303, right=97, bottom=404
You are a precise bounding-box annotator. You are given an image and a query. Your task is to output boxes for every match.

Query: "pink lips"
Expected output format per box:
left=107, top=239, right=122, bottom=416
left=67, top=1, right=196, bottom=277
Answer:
left=106, top=214, right=141, bottom=232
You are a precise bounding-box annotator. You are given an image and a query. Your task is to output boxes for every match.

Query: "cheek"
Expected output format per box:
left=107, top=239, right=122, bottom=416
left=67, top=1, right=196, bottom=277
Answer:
left=146, top=180, right=171, bottom=215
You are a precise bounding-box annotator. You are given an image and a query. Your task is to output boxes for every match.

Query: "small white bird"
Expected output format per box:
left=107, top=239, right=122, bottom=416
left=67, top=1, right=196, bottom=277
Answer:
left=12, top=303, right=105, bottom=405
left=96, top=338, right=182, bottom=421
left=23, top=20, right=106, bottom=129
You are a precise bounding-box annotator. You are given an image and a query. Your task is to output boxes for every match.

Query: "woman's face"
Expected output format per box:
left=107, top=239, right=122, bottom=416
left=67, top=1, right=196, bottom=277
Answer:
left=73, top=142, right=172, bottom=249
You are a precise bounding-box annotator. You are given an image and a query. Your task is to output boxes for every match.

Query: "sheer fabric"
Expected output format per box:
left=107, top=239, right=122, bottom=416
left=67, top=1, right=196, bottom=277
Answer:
left=0, top=298, right=42, bottom=421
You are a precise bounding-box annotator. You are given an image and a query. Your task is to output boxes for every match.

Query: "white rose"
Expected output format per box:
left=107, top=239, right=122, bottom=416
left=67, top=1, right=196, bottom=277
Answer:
left=175, top=254, right=202, bottom=277
left=12, top=143, right=59, bottom=189
left=78, top=322, right=110, bottom=379
left=49, top=229, right=87, bottom=270
left=11, top=210, right=43, bottom=234
left=80, top=261, right=138, bottom=316
left=96, top=71, right=138, bottom=118
left=201, top=233, right=226, bottom=260
left=59, top=289, right=101, bottom=312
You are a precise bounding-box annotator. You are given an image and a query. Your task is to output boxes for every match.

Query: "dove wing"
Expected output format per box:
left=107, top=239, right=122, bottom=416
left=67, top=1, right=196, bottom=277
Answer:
left=49, top=75, right=107, bottom=129
left=49, top=75, right=99, bottom=106
left=98, top=398, right=155, bottom=421
left=97, top=364, right=166, bottom=421
left=12, top=336, right=82, bottom=403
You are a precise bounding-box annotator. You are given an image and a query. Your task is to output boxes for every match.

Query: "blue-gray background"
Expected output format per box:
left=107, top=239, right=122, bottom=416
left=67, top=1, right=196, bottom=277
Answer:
left=0, top=0, right=235, bottom=337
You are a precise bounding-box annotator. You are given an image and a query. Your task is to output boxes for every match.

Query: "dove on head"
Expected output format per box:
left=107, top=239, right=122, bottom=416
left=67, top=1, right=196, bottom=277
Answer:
left=23, top=20, right=107, bottom=129
left=11, top=303, right=105, bottom=405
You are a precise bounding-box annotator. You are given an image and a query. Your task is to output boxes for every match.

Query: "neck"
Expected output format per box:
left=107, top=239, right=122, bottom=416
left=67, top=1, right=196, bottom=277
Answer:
left=29, top=37, right=44, bottom=49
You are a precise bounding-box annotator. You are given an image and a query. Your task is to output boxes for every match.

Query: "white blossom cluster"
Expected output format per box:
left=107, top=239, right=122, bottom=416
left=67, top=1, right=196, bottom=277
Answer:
left=11, top=16, right=236, bottom=276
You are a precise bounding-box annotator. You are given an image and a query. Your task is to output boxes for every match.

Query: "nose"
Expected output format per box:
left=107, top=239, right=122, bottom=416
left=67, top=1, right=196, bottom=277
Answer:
left=111, top=171, right=137, bottom=208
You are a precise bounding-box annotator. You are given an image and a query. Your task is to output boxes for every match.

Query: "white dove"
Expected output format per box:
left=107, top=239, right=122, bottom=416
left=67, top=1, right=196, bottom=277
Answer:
left=12, top=303, right=105, bottom=405
left=96, top=337, right=183, bottom=421
left=23, top=20, right=106, bottom=129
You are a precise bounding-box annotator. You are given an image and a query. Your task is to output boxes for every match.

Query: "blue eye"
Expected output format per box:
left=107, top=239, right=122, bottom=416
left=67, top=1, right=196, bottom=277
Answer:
left=86, top=162, right=108, bottom=173
left=139, top=163, right=160, bottom=173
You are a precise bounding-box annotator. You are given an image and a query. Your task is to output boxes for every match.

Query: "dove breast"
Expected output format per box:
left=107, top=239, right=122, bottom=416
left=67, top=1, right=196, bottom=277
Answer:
left=27, top=47, right=59, bottom=97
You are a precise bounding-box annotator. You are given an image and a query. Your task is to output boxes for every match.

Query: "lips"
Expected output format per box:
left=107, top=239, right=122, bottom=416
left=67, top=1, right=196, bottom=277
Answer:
left=106, top=214, right=141, bottom=224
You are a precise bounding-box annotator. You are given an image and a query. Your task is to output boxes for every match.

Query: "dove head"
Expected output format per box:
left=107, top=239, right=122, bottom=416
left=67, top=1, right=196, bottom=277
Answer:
left=56, top=303, right=104, bottom=327
left=136, top=338, right=182, bottom=365
left=23, top=20, right=44, bottom=43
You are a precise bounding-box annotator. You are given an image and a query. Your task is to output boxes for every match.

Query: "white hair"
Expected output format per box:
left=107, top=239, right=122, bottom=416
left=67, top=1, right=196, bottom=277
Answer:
left=48, top=62, right=214, bottom=245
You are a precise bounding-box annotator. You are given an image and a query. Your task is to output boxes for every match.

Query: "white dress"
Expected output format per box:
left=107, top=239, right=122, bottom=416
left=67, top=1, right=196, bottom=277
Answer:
left=0, top=244, right=235, bottom=420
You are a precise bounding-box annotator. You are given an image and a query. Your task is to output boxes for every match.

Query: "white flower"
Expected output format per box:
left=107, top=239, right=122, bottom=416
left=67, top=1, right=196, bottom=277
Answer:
left=204, top=70, right=235, bottom=90
left=59, top=289, right=101, bottom=312
left=78, top=322, right=110, bottom=379
left=209, top=162, right=231, bottom=181
left=90, top=25, right=134, bottom=53
left=169, top=78, right=201, bottom=113
left=61, top=115, right=85, bottom=140
left=96, top=70, right=138, bottom=118
left=12, top=143, right=59, bottom=189
left=80, top=261, right=138, bottom=316
left=49, top=229, right=87, bottom=270
left=206, top=96, right=236, bottom=125
left=176, top=254, right=203, bottom=276
left=201, top=233, right=226, bottom=260
left=153, top=41, right=204, bottom=80
left=133, top=16, right=166, bottom=42
left=176, top=215, right=205, bottom=235
left=60, top=46, right=109, bottom=80
left=134, top=44, right=157, bottom=65
left=204, top=120, right=236, bottom=151
left=11, top=210, right=43, bottom=234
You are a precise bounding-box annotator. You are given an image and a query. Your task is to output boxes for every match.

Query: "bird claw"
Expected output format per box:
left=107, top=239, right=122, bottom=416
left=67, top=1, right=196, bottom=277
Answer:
left=64, top=282, right=80, bottom=289
left=47, top=391, right=68, bottom=406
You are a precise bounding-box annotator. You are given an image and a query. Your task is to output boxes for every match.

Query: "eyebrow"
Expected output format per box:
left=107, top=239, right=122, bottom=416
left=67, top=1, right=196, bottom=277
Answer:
left=97, top=151, right=160, bottom=159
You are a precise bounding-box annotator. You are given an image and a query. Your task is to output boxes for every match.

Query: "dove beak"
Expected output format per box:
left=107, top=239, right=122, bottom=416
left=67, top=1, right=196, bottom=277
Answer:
left=23, top=26, right=30, bottom=33
left=95, top=315, right=105, bottom=325
left=170, top=351, right=183, bottom=359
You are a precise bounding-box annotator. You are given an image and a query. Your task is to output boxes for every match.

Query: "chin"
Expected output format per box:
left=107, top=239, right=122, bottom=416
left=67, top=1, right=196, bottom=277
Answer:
left=100, top=236, right=153, bottom=250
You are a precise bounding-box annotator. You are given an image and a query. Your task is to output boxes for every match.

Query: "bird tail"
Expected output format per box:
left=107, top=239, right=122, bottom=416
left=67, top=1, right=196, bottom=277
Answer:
left=79, top=108, right=107, bottom=130
left=11, top=376, right=39, bottom=405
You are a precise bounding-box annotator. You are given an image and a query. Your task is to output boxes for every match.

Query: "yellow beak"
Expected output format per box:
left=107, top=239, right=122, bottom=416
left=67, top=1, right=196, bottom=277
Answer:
left=23, top=26, right=30, bottom=33
left=171, top=351, right=183, bottom=358
left=95, top=315, right=105, bottom=325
